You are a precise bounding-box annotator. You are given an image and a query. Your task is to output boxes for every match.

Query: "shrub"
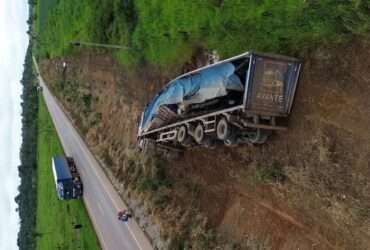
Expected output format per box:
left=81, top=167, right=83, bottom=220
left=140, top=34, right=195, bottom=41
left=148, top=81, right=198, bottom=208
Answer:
left=255, top=161, right=286, bottom=184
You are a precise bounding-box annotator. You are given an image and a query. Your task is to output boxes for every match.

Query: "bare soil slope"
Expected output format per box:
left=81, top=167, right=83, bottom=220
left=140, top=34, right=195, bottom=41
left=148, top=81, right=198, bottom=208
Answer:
left=40, top=40, right=370, bottom=249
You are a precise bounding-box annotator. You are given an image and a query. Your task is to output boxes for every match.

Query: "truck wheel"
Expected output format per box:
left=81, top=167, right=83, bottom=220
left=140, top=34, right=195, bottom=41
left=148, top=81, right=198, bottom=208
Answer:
left=194, top=123, right=205, bottom=144
left=177, top=126, right=187, bottom=143
left=224, top=138, right=238, bottom=147
left=248, top=129, right=271, bottom=144
left=140, top=138, right=156, bottom=153
left=216, top=117, right=231, bottom=141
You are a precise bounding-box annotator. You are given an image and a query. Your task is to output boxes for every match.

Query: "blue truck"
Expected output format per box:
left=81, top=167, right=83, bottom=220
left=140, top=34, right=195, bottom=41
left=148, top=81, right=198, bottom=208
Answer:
left=137, top=51, right=302, bottom=150
left=51, top=156, right=83, bottom=200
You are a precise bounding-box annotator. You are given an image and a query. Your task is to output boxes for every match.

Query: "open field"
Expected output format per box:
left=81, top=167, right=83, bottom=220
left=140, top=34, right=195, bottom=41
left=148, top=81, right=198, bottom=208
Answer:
left=36, top=0, right=57, bottom=34
left=35, top=95, right=100, bottom=250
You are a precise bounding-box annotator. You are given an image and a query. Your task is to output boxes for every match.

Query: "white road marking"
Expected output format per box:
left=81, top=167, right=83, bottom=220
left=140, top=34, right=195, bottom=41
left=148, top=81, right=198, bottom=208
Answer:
left=74, top=137, right=144, bottom=250
left=35, top=58, right=151, bottom=250
left=84, top=197, right=109, bottom=250
left=97, top=202, right=105, bottom=215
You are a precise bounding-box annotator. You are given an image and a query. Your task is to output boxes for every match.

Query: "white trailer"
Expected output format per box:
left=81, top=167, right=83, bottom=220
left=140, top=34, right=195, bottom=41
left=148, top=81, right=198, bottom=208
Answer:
left=137, top=52, right=302, bottom=151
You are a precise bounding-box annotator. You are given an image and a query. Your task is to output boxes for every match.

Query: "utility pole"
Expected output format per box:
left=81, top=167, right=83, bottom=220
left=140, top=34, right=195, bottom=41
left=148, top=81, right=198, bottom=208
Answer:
left=70, top=41, right=129, bottom=50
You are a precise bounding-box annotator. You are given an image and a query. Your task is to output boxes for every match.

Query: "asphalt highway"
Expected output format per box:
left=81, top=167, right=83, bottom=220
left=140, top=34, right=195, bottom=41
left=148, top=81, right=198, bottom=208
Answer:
left=34, top=58, right=153, bottom=250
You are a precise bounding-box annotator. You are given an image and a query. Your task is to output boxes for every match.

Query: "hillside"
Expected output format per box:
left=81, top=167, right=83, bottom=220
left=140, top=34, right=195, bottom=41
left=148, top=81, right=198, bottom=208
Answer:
left=39, top=39, right=370, bottom=249
left=34, top=0, right=370, bottom=248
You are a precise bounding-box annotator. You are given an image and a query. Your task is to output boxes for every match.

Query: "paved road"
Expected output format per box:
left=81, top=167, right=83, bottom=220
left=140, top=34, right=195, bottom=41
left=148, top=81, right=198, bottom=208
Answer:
left=34, top=58, right=153, bottom=250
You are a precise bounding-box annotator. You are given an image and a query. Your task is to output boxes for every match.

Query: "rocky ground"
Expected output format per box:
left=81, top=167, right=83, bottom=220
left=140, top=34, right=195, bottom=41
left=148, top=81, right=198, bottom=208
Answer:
left=40, top=39, right=370, bottom=249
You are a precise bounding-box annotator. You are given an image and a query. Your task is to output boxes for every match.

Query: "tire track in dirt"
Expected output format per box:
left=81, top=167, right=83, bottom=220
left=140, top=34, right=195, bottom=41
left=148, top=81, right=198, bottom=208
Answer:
left=235, top=190, right=337, bottom=249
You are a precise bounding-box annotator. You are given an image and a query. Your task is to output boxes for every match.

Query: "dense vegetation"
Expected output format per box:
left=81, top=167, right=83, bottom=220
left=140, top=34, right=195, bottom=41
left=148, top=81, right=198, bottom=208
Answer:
left=15, top=1, right=43, bottom=248
left=36, top=96, right=100, bottom=250
left=35, top=0, right=370, bottom=66
left=15, top=1, right=40, bottom=248
left=15, top=43, right=38, bottom=250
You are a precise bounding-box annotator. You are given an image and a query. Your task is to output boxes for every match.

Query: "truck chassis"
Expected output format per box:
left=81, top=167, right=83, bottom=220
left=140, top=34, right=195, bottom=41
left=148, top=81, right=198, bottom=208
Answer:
left=138, top=52, right=301, bottom=151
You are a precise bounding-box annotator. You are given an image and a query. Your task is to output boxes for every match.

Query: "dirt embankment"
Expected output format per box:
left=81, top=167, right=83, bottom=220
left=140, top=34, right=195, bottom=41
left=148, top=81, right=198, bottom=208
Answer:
left=40, top=40, right=370, bottom=249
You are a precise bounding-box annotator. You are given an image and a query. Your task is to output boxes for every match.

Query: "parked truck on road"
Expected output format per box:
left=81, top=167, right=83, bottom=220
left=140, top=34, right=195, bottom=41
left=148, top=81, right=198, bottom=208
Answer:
left=52, top=156, right=83, bottom=200
left=137, top=51, right=302, bottom=151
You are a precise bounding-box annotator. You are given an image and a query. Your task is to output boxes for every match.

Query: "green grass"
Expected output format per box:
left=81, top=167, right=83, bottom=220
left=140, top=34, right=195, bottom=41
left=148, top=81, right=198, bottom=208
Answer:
left=36, top=95, right=101, bottom=250
left=37, top=0, right=58, bottom=33
left=35, top=0, right=370, bottom=66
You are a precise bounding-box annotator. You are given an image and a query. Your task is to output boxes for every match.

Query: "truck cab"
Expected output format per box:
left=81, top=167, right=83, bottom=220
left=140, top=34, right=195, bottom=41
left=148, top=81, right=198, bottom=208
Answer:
left=52, top=156, right=83, bottom=200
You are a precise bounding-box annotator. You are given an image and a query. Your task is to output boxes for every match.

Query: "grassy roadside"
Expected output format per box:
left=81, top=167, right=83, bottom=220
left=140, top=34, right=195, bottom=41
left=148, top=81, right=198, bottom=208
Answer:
left=36, top=0, right=57, bottom=34
left=35, top=0, right=370, bottom=66
left=35, top=95, right=100, bottom=250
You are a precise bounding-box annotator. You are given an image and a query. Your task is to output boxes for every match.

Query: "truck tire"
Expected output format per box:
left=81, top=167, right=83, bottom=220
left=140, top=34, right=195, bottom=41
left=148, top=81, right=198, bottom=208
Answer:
left=248, top=129, right=271, bottom=144
left=177, top=126, right=187, bottom=143
left=224, top=138, right=238, bottom=147
left=140, top=138, right=156, bottom=153
left=194, top=123, right=205, bottom=144
left=216, top=117, right=231, bottom=141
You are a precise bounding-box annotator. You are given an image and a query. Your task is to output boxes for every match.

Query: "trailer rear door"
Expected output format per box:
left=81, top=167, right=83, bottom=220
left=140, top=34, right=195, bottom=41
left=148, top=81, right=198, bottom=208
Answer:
left=244, top=53, right=301, bottom=116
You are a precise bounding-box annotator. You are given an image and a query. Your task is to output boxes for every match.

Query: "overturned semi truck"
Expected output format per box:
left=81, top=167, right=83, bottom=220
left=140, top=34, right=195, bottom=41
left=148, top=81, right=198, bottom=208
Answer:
left=137, top=52, right=302, bottom=150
